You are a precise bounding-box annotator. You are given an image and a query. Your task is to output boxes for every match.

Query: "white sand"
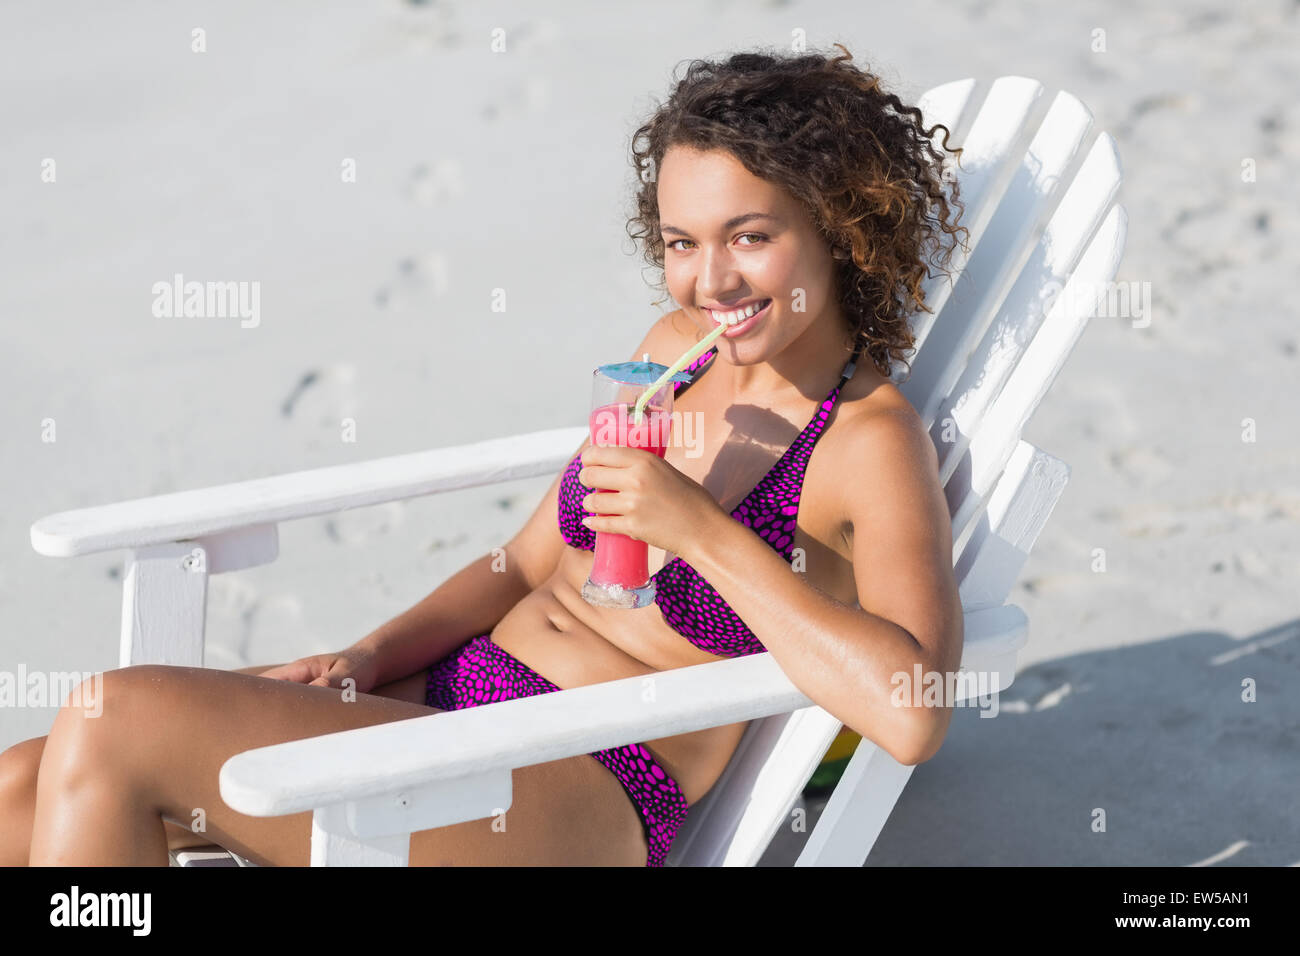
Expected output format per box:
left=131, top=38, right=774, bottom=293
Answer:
left=2, top=0, right=1297, bottom=865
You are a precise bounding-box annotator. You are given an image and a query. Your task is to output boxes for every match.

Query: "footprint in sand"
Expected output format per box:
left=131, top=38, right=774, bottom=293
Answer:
left=405, top=159, right=463, bottom=207
left=207, top=575, right=260, bottom=625
left=206, top=577, right=304, bottom=663
left=324, top=502, right=407, bottom=546
left=280, top=363, right=360, bottom=430
left=1106, top=443, right=1175, bottom=483
left=481, top=74, right=549, bottom=122
left=393, top=0, right=462, bottom=53
left=426, top=531, right=470, bottom=554
left=1229, top=547, right=1274, bottom=579
left=374, top=252, right=450, bottom=310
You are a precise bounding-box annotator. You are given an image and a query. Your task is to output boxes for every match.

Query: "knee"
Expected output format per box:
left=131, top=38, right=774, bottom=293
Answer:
left=0, top=738, right=45, bottom=865
left=0, top=737, right=45, bottom=803
left=45, top=665, right=185, bottom=780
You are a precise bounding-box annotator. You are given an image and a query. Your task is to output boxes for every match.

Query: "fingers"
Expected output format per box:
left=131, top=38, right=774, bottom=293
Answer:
left=580, top=513, right=643, bottom=541
left=262, top=659, right=322, bottom=685
left=258, top=662, right=301, bottom=682
left=577, top=463, right=617, bottom=488
left=308, top=664, right=340, bottom=688
left=579, top=445, right=639, bottom=466
left=309, top=658, right=355, bottom=690
left=582, top=490, right=625, bottom=516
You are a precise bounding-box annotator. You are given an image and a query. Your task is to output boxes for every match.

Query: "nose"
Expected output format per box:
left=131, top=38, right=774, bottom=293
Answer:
left=696, top=246, right=744, bottom=304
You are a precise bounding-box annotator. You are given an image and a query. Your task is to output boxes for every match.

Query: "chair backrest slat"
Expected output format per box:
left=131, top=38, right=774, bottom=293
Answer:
left=936, top=134, right=1123, bottom=552
left=903, top=89, right=1096, bottom=429
left=949, top=200, right=1127, bottom=554
left=905, top=76, right=1046, bottom=361
left=669, top=705, right=840, bottom=866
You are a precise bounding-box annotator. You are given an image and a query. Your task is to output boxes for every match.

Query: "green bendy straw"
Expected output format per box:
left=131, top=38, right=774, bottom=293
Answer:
left=631, top=321, right=730, bottom=424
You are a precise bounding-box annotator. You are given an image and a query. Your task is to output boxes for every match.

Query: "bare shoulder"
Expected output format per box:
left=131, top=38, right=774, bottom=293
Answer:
left=820, top=377, right=940, bottom=540
left=832, top=365, right=928, bottom=452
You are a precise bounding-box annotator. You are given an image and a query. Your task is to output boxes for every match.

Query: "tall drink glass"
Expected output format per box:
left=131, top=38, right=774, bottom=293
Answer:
left=580, top=360, right=689, bottom=609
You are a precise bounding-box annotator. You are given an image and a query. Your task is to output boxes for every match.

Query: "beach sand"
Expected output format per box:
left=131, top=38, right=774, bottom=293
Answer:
left=2, top=0, right=1297, bottom=865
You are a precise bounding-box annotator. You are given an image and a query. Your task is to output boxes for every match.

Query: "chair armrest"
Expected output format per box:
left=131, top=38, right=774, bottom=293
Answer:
left=221, top=652, right=809, bottom=817
left=30, top=425, right=587, bottom=558
left=219, top=606, right=1025, bottom=817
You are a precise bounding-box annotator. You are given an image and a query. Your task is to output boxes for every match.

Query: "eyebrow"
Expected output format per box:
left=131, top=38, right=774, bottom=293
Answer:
left=660, top=212, right=783, bottom=237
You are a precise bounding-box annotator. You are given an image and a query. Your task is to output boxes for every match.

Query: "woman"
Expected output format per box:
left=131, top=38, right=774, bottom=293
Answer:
left=1, top=44, right=969, bottom=867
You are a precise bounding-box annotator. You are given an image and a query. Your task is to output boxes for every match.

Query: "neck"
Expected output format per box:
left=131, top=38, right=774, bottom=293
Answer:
left=715, top=308, right=857, bottom=403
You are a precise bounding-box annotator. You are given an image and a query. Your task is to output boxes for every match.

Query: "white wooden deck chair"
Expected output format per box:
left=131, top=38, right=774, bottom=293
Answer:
left=29, top=75, right=1126, bottom=867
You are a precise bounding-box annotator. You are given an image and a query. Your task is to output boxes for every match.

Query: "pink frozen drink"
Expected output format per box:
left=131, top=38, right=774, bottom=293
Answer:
left=586, top=402, right=672, bottom=591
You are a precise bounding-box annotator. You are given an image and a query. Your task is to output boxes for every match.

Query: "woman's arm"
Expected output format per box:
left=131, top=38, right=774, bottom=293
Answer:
left=681, top=406, right=965, bottom=766
left=351, top=462, right=574, bottom=689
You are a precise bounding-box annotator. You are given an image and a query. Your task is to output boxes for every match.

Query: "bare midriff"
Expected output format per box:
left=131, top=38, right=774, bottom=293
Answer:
left=489, top=546, right=751, bottom=807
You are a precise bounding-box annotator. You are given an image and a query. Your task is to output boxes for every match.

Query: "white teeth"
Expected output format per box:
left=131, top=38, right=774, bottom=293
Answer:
left=709, top=299, right=769, bottom=325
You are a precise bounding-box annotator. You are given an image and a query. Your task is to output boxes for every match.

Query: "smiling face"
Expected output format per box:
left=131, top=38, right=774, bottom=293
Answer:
left=657, top=145, right=848, bottom=364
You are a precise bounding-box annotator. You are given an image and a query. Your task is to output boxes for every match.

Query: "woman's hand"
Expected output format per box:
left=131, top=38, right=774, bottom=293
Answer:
left=578, top=444, right=726, bottom=559
left=256, top=647, right=381, bottom=696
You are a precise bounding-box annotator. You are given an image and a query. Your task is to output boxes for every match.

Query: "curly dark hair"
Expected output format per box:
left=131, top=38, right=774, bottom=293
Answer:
left=625, top=43, right=970, bottom=381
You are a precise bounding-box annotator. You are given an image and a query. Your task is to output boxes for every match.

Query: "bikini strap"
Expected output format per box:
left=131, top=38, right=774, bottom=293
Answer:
left=798, top=351, right=862, bottom=450
left=839, top=355, right=857, bottom=384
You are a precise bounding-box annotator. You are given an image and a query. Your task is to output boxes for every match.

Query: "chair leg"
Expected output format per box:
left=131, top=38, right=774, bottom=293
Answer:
left=795, top=740, right=915, bottom=866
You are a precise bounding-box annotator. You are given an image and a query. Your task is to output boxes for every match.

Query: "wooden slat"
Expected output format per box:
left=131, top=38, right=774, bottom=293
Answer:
left=30, top=425, right=587, bottom=557
left=671, top=706, right=841, bottom=867
left=954, top=442, right=1071, bottom=611
left=930, top=132, right=1123, bottom=490
left=311, top=806, right=409, bottom=866
left=905, top=90, right=1096, bottom=430
left=948, top=200, right=1127, bottom=546
left=795, top=740, right=914, bottom=867
left=119, top=542, right=208, bottom=668
left=220, top=651, right=818, bottom=818
left=905, top=76, right=1046, bottom=363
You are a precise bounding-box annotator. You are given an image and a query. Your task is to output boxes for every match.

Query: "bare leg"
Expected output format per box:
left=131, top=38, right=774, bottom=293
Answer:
left=27, top=663, right=645, bottom=866
left=0, top=662, right=431, bottom=865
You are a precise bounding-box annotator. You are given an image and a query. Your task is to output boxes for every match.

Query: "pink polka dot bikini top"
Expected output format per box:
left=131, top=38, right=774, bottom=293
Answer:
left=557, top=345, right=859, bottom=658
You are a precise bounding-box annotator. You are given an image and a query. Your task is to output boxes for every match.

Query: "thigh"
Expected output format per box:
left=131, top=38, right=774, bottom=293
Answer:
left=78, top=665, right=648, bottom=866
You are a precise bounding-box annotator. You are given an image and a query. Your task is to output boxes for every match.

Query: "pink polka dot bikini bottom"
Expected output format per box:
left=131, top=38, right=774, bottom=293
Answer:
left=424, top=633, right=691, bottom=866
